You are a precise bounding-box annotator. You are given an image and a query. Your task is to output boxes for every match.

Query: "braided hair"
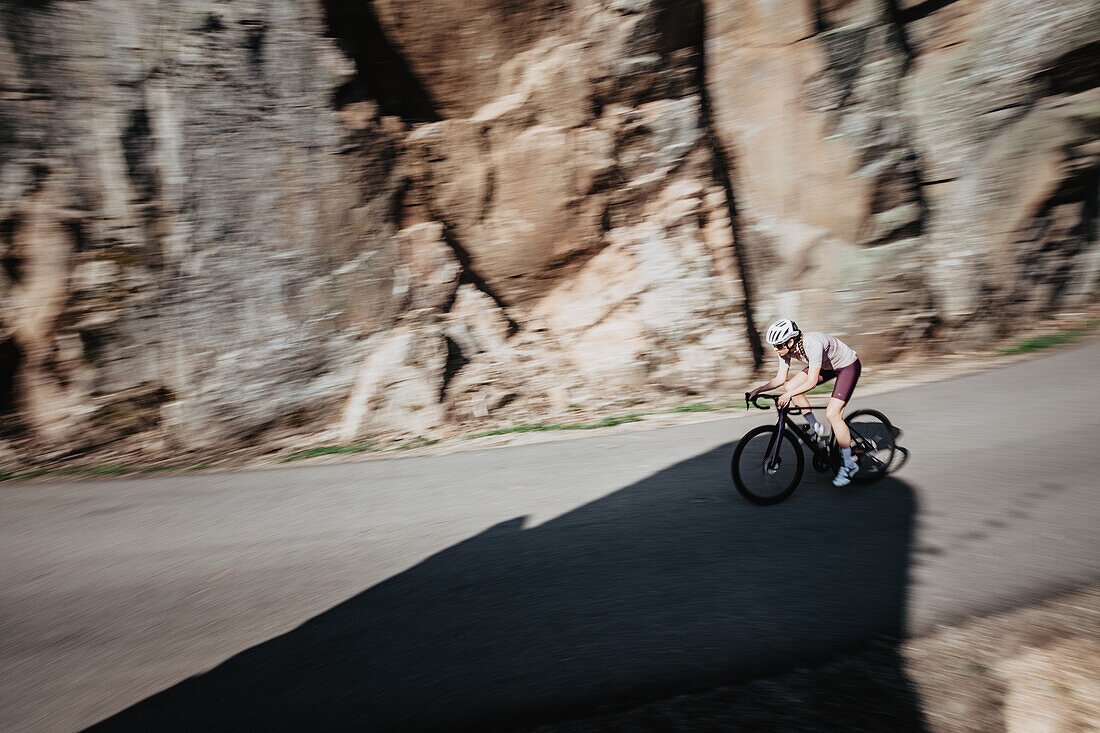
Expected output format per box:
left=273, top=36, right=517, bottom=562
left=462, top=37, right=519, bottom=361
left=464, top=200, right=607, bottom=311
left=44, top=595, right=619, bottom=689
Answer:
left=792, top=335, right=807, bottom=363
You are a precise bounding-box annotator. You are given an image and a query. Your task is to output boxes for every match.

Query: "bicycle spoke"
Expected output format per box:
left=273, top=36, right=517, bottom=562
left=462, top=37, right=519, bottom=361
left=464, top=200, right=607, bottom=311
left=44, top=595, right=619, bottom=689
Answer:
left=843, top=410, right=897, bottom=483
left=735, top=429, right=801, bottom=502
left=861, top=454, right=887, bottom=470
left=849, top=427, right=872, bottom=445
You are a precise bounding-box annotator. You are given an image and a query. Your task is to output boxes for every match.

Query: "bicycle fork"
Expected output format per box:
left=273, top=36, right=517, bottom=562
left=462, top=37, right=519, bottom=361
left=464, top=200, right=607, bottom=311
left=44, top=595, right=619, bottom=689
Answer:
left=764, top=407, right=788, bottom=472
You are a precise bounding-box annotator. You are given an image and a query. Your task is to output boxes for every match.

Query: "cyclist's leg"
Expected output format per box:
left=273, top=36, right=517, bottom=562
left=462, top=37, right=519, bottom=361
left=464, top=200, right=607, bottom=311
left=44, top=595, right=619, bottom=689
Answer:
left=827, top=397, right=850, bottom=447
left=826, top=360, right=862, bottom=449
left=791, top=367, right=826, bottom=411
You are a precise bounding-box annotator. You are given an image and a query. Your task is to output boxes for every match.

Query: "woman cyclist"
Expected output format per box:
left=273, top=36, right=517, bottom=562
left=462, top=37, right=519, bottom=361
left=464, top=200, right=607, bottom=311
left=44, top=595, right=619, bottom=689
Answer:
left=747, top=319, right=863, bottom=487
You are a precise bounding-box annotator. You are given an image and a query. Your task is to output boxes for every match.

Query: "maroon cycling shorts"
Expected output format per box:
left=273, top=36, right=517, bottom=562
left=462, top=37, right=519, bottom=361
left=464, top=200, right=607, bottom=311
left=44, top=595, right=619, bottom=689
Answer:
left=802, top=358, right=861, bottom=402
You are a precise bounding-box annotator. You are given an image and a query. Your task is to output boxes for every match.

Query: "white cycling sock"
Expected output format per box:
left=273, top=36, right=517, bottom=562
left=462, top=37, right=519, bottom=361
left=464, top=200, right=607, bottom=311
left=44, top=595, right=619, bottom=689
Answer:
left=841, top=447, right=856, bottom=469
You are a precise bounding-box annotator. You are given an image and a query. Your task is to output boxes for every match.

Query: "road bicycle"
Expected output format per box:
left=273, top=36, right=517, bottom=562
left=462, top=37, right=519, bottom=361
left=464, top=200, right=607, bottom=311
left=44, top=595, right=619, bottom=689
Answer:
left=731, top=393, right=897, bottom=505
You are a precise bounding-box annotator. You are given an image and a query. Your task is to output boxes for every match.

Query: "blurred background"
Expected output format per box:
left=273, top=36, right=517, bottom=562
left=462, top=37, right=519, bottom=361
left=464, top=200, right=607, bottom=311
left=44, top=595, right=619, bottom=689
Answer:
left=0, top=0, right=1097, bottom=466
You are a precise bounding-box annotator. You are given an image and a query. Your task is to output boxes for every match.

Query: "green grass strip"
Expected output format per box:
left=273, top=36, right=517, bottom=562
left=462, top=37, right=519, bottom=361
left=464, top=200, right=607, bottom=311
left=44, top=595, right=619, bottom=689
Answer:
left=0, top=469, right=46, bottom=482
left=465, top=423, right=570, bottom=439
left=665, top=401, right=739, bottom=413
left=580, top=413, right=645, bottom=429
left=0, top=464, right=188, bottom=482
left=465, top=412, right=647, bottom=439
left=282, top=442, right=376, bottom=462
left=52, top=464, right=135, bottom=477
left=393, top=437, right=440, bottom=451
left=464, top=400, right=774, bottom=440
left=137, top=465, right=186, bottom=474
left=997, top=326, right=1094, bottom=355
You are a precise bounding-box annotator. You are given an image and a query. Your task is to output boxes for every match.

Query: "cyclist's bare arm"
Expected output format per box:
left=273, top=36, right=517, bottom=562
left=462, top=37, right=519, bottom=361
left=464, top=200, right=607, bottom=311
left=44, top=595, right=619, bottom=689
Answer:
left=784, top=366, right=821, bottom=398
left=753, top=363, right=790, bottom=394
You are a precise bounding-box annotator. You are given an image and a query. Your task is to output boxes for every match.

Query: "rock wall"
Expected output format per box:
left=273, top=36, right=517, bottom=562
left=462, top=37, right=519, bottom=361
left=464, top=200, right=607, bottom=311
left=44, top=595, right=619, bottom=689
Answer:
left=0, top=0, right=1096, bottom=460
left=707, top=0, right=1100, bottom=358
left=1, top=0, right=407, bottom=454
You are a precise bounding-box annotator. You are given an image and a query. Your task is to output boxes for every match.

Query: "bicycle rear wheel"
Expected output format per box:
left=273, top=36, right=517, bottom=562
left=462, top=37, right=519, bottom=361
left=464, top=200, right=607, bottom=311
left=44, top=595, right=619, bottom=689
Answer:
left=844, top=409, right=896, bottom=483
left=731, top=425, right=804, bottom=505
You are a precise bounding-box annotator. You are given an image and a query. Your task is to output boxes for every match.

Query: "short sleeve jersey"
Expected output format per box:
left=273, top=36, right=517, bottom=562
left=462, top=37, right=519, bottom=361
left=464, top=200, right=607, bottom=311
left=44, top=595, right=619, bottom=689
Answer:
left=778, top=332, right=858, bottom=371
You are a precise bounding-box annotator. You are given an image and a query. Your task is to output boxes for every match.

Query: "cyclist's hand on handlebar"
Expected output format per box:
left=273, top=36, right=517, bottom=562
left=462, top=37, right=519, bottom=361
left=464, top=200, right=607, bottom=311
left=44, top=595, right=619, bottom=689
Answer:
left=777, top=393, right=792, bottom=408
left=746, top=388, right=772, bottom=409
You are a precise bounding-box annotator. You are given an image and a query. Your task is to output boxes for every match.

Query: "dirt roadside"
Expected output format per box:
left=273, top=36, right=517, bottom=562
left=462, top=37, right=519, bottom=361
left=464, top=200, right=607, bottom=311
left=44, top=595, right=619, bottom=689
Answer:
left=264, top=310, right=1100, bottom=462
left=5, top=311, right=1098, bottom=480
left=518, top=584, right=1100, bottom=733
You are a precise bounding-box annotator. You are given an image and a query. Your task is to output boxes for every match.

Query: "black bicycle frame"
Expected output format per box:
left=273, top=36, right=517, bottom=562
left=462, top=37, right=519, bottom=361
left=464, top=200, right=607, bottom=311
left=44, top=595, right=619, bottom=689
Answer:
left=765, top=403, right=830, bottom=469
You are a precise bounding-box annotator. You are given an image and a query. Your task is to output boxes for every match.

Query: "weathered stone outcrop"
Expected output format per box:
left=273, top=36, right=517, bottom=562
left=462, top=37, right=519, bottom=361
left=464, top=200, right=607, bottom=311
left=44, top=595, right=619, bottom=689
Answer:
left=706, top=0, right=1099, bottom=357
left=330, top=0, right=757, bottom=437
left=706, top=0, right=937, bottom=361
left=903, top=0, right=1100, bottom=333
left=0, top=0, right=1096, bottom=461
left=1, top=1, right=406, bottom=453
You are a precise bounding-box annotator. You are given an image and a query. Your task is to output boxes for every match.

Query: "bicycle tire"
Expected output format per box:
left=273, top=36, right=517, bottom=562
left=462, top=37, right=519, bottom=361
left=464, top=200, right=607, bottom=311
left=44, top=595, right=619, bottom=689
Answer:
left=844, top=409, right=896, bottom=484
left=731, top=425, right=805, bottom=505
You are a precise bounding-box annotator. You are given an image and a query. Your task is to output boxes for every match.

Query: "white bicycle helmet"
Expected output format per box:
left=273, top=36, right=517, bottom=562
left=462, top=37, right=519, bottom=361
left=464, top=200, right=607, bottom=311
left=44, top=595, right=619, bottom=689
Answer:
left=765, top=318, right=800, bottom=345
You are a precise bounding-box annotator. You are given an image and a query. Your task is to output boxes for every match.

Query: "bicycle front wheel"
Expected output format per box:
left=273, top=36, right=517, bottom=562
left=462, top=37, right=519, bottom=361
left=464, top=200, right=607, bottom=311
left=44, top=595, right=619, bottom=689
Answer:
left=731, top=425, right=804, bottom=505
left=845, top=409, right=896, bottom=483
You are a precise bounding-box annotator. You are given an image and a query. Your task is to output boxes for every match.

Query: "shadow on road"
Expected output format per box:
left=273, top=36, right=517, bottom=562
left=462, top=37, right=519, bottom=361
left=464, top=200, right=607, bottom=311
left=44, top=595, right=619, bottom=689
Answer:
left=90, top=443, right=925, bottom=732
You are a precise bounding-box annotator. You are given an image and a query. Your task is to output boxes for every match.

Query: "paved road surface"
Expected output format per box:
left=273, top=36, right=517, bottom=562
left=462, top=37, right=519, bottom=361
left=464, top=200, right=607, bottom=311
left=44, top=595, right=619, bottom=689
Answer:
left=2, top=341, right=1099, bottom=731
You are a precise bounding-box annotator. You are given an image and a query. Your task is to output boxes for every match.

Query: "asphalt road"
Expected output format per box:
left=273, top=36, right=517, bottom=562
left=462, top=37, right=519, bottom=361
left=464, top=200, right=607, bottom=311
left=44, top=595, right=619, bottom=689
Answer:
left=2, top=341, right=1099, bottom=731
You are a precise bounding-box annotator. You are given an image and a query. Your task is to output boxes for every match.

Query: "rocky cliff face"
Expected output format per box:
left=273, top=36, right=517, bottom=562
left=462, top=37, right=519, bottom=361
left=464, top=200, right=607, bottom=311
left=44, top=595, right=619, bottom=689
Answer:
left=708, top=0, right=1099, bottom=359
left=0, top=0, right=1096, bottom=460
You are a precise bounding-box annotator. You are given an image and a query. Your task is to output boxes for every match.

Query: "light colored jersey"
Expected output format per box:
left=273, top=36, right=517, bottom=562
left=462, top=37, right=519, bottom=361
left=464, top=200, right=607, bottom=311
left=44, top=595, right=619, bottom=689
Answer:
left=779, top=331, right=858, bottom=371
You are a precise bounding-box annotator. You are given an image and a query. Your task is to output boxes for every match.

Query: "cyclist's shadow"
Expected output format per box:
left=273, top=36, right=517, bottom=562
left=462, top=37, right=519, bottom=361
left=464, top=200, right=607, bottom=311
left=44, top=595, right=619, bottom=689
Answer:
left=93, top=443, right=926, bottom=732
left=890, top=424, right=913, bottom=473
